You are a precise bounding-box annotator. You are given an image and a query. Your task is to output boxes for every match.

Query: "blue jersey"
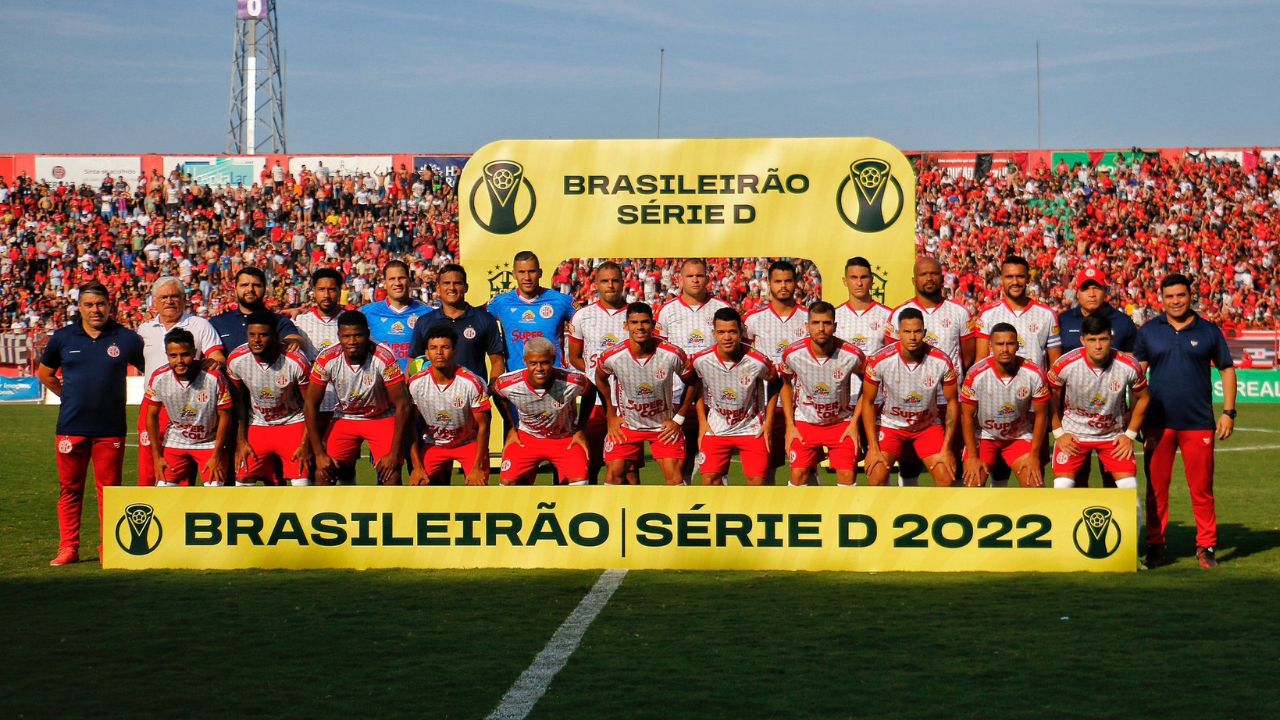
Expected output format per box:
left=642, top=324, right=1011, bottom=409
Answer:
left=487, top=288, right=575, bottom=370
left=361, top=299, right=431, bottom=370
left=40, top=320, right=145, bottom=437
left=1134, top=312, right=1233, bottom=431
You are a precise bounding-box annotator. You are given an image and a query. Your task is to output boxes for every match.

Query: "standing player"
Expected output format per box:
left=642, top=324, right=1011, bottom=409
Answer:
left=1047, top=315, right=1149, bottom=491
left=862, top=308, right=960, bottom=487
left=226, top=312, right=313, bottom=487
left=691, top=308, right=776, bottom=486
left=295, top=267, right=346, bottom=426
left=145, top=329, right=234, bottom=487
left=491, top=338, right=596, bottom=485
left=973, top=255, right=1061, bottom=367
left=304, top=311, right=413, bottom=486
left=406, top=326, right=492, bottom=486
left=487, top=251, right=576, bottom=370
left=36, top=282, right=145, bottom=566
left=744, top=260, right=808, bottom=484
left=410, top=263, right=506, bottom=382
left=569, top=262, right=631, bottom=483
left=778, top=302, right=867, bottom=487
left=1135, top=273, right=1237, bottom=568
left=595, top=302, right=693, bottom=486
left=362, top=259, right=431, bottom=372
left=959, top=323, right=1050, bottom=488
left=834, top=256, right=892, bottom=356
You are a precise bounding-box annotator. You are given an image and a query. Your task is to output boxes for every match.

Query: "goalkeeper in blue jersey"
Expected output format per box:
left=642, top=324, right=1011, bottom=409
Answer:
left=361, top=259, right=431, bottom=371
left=486, top=251, right=576, bottom=370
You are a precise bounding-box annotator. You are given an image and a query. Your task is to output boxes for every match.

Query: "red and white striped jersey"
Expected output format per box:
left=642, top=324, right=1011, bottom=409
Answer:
left=1048, top=348, right=1147, bottom=442
left=225, top=345, right=311, bottom=427
left=834, top=300, right=893, bottom=356
left=886, top=299, right=973, bottom=369
left=655, top=296, right=731, bottom=357
left=865, top=343, right=958, bottom=432
left=959, top=357, right=1049, bottom=441
left=407, top=367, right=490, bottom=448
left=598, top=341, right=690, bottom=432
left=744, top=305, right=809, bottom=364
left=566, top=302, right=628, bottom=385
left=779, top=338, right=867, bottom=426
left=145, top=367, right=232, bottom=449
left=973, top=299, right=1061, bottom=367
left=294, top=308, right=341, bottom=412
left=493, top=367, right=592, bottom=439
left=691, top=346, right=774, bottom=437
left=309, top=343, right=404, bottom=421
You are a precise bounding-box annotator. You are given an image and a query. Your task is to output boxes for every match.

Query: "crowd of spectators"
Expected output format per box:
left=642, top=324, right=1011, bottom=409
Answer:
left=2, top=151, right=1276, bottom=348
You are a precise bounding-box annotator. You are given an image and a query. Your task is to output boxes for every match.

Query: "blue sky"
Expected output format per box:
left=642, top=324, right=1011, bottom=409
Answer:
left=2, top=0, right=1277, bottom=153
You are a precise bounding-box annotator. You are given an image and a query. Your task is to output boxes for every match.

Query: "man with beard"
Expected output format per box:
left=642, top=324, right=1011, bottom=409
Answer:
left=744, top=260, right=808, bottom=484
left=210, top=266, right=305, bottom=355
left=295, top=268, right=346, bottom=427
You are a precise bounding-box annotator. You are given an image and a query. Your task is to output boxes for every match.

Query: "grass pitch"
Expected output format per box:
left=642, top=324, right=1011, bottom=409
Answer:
left=3, top=404, right=1278, bottom=718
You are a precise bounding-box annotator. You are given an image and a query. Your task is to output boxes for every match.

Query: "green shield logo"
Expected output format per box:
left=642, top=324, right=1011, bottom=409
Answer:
left=115, top=503, right=163, bottom=556
left=1072, top=506, right=1120, bottom=559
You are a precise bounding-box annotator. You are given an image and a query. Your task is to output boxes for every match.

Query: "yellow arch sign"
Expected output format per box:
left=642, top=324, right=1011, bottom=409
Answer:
left=459, top=138, right=917, bottom=305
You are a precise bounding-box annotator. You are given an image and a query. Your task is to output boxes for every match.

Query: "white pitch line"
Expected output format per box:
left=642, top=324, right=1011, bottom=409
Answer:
left=487, top=569, right=627, bottom=720
left=1236, top=427, right=1278, bottom=434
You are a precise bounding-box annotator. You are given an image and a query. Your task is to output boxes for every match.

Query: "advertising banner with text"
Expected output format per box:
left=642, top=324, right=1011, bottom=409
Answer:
left=1214, top=368, right=1280, bottom=404
left=34, top=156, right=141, bottom=187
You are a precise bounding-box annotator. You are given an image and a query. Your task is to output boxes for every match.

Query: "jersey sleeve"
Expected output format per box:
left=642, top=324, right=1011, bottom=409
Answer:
left=1211, top=324, right=1234, bottom=370
left=941, top=357, right=958, bottom=385
left=959, top=369, right=979, bottom=405
left=972, top=309, right=989, bottom=340
left=144, top=369, right=161, bottom=401
left=1047, top=356, right=1067, bottom=388
left=194, top=320, right=223, bottom=356
left=215, top=373, right=234, bottom=410
left=224, top=356, right=242, bottom=384
left=1132, top=327, right=1150, bottom=363
left=1046, top=310, right=1062, bottom=350
left=39, top=332, right=62, bottom=370
left=864, top=357, right=882, bottom=386
left=1031, top=367, right=1051, bottom=404
left=958, top=307, right=976, bottom=339
left=309, top=355, right=330, bottom=387
left=381, top=356, right=405, bottom=387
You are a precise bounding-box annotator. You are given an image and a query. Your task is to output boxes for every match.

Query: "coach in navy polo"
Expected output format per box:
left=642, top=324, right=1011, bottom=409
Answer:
left=35, top=282, right=145, bottom=567
left=210, top=267, right=305, bottom=353
left=409, top=263, right=506, bottom=382
left=1059, top=268, right=1137, bottom=353
left=1134, top=272, right=1237, bottom=569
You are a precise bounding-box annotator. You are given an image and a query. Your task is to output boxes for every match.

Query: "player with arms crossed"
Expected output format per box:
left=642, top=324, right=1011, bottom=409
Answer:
left=226, top=312, right=313, bottom=487
left=778, top=301, right=867, bottom=487
left=862, top=308, right=960, bottom=487
left=692, top=308, right=777, bottom=486
left=304, top=311, right=413, bottom=486
left=1047, top=315, right=1149, bottom=490
left=834, top=256, right=892, bottom=356
left=959, top=323, right=1050, bottom=488
left=568, top=261, right=631, bottom=483
left=406, top=326, right=492, bottom=486
left=145, top=328, right=234, bottom=487
left=491, top=337, right=597, bottom=486
left=744, top=260, right=808, bottom=484
left=596, top=302, right=694, bottom=486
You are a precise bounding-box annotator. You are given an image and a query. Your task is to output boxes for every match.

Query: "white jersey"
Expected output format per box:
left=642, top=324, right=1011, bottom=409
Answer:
left=691, top=346, right=773, bottom=437
left=492, top=368, right=592, bottom=439
left=407, top=367, right=490, bottom=448
left=744, top=305, right=809, bottom=364
left=138, top=312, right=223, bottom=379
left=145, top=367, right=232, bottom=450
left=887, top=299, right=973, bottom=370
left=959, top=357, right=1049, bottom=441
left=1048, top=348, right=1147, bottom=443
left=566, top=301, right=628, bottom=385
left=865, top=343, right=958, bottom=432
left=294, top=308, right=341, bottom=412
left=779, top=338, right=867, bottom=426
left=309, top=342, right=404, bottom=421
left=834, top=300, right=893, bottom=356
left=598, top=341, right=690, bottom=432
left=224, top=345, right=311, bottom=426
left=973, top=299, right=1061, bottom=367
left=655, top=296, right=731, bottom=357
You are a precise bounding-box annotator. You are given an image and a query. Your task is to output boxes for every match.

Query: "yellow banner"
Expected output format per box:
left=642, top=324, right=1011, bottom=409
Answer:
left=458, top=138, right=918, bottom=306
left=104, top=487, right=1136, bottom=573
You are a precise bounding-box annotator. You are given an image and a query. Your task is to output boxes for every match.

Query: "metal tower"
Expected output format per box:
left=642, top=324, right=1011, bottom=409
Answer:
left=227, top=0, right=286, bottom=154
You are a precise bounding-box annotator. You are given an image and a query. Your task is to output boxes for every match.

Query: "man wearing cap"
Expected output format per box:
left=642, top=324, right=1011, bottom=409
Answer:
left=1059, top=267, right=1137, bottom=355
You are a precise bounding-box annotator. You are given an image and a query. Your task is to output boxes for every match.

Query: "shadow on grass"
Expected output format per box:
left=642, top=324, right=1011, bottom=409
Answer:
left=1158, top=520, right=1280, bottom=565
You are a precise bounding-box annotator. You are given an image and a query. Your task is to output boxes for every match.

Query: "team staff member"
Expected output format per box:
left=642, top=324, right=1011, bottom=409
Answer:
left=36, top=282, right=145, bottom=566
left=407, top=326, right=493, bottom=486
left=834, top=256, right=892, bottom=356
left=487, top=251, right=576, bottom=371
left=959, top=323, right=1050, bottom=488
left=136, top=276, right=225, bottom=486
left=410, top=263, right=506, bottom=382
left=693, top=308, right=777, bottom=486
left=744, top=261, right=808, bottom=484
left=363, top=259, right=431, bottom=372
left=211, top=267, right=306, bottom=354
left=1136, top=273, right=1237, bottom=569
left=1059, top=268, right=1137, bottom=354
left=144, top=329, right=235, bottom=487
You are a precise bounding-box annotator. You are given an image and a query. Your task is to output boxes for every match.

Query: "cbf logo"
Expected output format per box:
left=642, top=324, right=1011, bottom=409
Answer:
left=1073, top=506, right=1121, bottom=559
left=487, top=262, right=514, bottom=297
left=115, top=503, right=162, bottom=556
left=470, top=160, right=536, bottom=234
left=836, top=158, right=905, bottom=233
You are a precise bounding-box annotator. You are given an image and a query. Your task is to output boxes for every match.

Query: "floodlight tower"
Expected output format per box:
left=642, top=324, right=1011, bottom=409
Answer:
left=227, top=0, right=286, bottom=154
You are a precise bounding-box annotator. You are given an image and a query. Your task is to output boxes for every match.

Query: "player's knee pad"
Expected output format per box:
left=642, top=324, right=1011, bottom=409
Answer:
left=1053, top=477, right=1075, bottom=489
left=1114, top=476, right=1137, bottom=490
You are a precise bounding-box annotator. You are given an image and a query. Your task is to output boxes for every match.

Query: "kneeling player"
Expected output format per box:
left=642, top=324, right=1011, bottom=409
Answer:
left=145, top=328, right=233, bottom=486
left=596, top=302, right=692, bottom=485
left=692, top=308, right=776, bottom=486
left=227, top=312, right=313, bottom=486
left=959, top=323, right=1049, bottom=488
left=862, top=308, right=959, bottom=486
left=407, top=326, right=492, bottom=486
left=492, top=338, right=596, bottom=485
left=1048, top=315, right=1149, bottom=489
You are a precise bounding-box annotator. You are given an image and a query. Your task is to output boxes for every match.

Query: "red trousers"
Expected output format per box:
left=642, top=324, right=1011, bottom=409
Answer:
left=137, top=399, right=170, bottom=487
left=1144, top=428, right=1216, bottom=547
left=55, top=435, right=125, bottom=549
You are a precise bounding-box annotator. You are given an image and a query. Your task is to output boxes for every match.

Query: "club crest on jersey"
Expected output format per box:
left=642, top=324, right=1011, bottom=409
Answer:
left=940, top=318, right=953, bottom=329
left=903, top=391, right=923, bottom=407
left=813, top=383, right=832, bottom=398
left=463, top=327, right=477, bottom=340
left=407, top=316, right=417, bottom=329
left=1016, top=384, right=1031, bottom=399
left=521, top=310, right=536, bottom=323
left=738, top=373, right=755, bottom=387
left=635, top=383, right=655, bottom=399
left=720, top=387, right=738, bottom=402
left=923, top=375, right=936, bottom=388
left=362, top=374, right=376, bottom=388
left=539, top=304, right=554, bottom=319
left=195, top=392, right=209, bottom=404
left=870, top=320, right=882, bottom=332
left=1029, top=322, right=1042, bottom=333
left=57, top=438, right=73, bottom=454
left=435, top=410, right=452, bottom=424
left=1108, top=378, right=1124, bottom=393
left=275, top=374, right=290, bottom=388
left=654, top=366, right=669, bottom=381
left=832, top=367, right=846, bottom=381
left=107, top=343, right=121, bottom=358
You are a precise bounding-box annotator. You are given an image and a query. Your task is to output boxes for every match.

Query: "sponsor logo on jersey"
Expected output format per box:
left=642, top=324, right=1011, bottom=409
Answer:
left=925, top=330, right=940, bottom=345
left=600, top=333, right=620, bottom=347
left=180, top=404, right=198, bottom=419
left=435, top=410, right=453, bottom=424
left=257, top=387, right=276, bottom=402
left=997, top=402, right=1017, bottom=418
left=391, top=321, right=406, bottom=335
left=720, top=387, right=738, bottom=402
left=635, top=383, right=655, bottom=399
left=1089, top=393, right=1107, bottom=410
left=851, top=334, right=867, bottom=348
left=687, top=329, right=707, bottom=346
left=813, top=382, right=832, bottom=398
left=903, top=391, right=923, bottom=407
left=521, top=310, right=536, bottom=323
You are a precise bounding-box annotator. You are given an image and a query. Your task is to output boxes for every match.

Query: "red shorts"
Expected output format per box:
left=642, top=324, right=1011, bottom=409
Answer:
left=790, top=420, right=858, bottom=471
left=699, top=433, right=769, bottom=478
left=241, top=422, right=307, bottom=480
left=500, top=432, right=589, bottom=483
left=1052, top=439, right=1136, bottom=477
left=137, top=398, right=170, bottom=486
left=163, top=447, right=218, bottom=485
left=877, top=425, right=946, bottom=461
left=424, top=442, right=484, bottom=479
left=603, top=427, right=686, bottom=463
left=966, top=438, right=1036, bottom=468
left=326, top=417, right=396, bottom=465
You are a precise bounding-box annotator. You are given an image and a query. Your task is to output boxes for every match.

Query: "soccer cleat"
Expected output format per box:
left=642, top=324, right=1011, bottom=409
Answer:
left=1196, top=546, right=1218, bottom=569
left=1143, top=543, right=1167, bottom=569
left=49, top=548, right=80, bottom=566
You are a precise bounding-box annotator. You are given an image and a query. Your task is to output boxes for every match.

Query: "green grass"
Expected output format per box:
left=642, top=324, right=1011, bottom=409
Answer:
left=3, top=404, right=1279, bottom=718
